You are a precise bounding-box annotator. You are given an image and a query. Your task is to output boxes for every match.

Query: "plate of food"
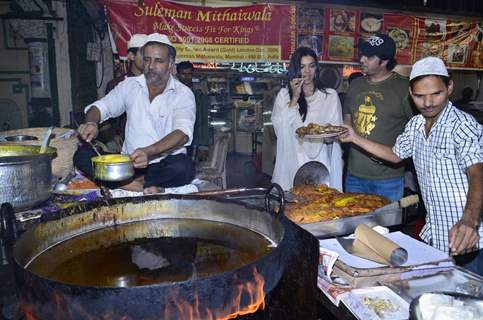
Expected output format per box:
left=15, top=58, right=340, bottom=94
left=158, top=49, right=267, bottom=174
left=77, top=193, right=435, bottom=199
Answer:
left=361, top=17, right=383, bottom=33
left=425, top=19, right=446, bottom=39
left=328, top=35, right=354, bottom=59
left=296, top=123, right=347, bottom=139
left=448, top=44, right=467, bottom=64
left=410, top=292, right=483, bottom=320
left=421, top=41, right=444, bottom=58
left=388, top=28, right=409, bottom=50
left=330, top=9, right=356, bottom=33
left=349, top=286, right=409, bottom=320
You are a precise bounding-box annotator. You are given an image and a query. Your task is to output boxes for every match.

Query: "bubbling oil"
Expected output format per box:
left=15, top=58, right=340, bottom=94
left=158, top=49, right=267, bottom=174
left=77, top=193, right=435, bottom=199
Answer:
left=27, top=219, right=274, bottom=287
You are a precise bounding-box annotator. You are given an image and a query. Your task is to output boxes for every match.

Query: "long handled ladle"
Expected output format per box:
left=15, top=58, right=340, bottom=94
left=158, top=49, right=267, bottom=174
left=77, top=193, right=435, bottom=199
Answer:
left=87, top=140, right=102, bottom=157
left=39, top=126, right=54, bottom=154
left=71, top=118, right=102, bottom=157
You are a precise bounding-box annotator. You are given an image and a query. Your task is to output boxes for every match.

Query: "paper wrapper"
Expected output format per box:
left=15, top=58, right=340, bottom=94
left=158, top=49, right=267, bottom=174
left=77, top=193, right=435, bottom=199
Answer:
left=353, top=224, right=408, bottom=266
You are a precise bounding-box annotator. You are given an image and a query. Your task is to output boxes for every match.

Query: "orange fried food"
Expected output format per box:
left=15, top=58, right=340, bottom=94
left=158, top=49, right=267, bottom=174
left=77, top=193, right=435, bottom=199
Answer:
left=296, top=123, right=347, bottom=137
left=286, top=184, right=390, bottom=224
left=68, top=179, right=98, bottom=189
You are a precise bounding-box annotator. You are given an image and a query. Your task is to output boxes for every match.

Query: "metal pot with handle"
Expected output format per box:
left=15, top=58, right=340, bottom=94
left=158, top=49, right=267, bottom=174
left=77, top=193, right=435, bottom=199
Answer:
left=0, top=144, right=56, bottom=211
left=91, top=154, right=134, bottom=182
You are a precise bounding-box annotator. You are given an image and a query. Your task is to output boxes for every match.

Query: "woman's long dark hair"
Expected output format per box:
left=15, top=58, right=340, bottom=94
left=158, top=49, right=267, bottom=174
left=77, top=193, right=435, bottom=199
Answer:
left=288, top=47, right=324, bottom=122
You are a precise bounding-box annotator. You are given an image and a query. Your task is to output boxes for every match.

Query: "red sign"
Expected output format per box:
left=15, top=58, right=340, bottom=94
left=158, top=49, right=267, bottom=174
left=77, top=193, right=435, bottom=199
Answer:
left=384, top=14, right=414, bottom=65
left=101, top=0, right=296, bottom=62
left=296, top=5, right=483, bottom=69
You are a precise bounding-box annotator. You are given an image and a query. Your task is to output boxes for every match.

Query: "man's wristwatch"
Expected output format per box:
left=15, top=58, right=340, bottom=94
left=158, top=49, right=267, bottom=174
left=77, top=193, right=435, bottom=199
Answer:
left=85, top=121, right=98, bottom=128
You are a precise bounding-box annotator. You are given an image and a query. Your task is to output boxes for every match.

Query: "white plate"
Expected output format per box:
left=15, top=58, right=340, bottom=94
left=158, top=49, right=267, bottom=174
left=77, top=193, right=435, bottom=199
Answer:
left=301, top=131, right=347, bottom=139
left=350, top=286, right=409, bottom=320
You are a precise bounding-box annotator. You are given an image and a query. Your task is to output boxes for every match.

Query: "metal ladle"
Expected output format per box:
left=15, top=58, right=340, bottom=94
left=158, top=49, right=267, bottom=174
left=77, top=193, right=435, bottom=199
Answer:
left=71, top=117, right=102, bottom=157
left=193, top=162, right=330, bottom=203
left=39, top=127, right=54, bottom=154
left=87, top=140, right=102, bottom=157
left=293, top=161, right=330, bottom=187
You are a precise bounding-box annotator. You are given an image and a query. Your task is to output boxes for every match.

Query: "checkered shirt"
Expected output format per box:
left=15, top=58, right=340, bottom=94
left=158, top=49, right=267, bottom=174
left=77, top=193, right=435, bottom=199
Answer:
left=393, top=102, right=483, bottom=252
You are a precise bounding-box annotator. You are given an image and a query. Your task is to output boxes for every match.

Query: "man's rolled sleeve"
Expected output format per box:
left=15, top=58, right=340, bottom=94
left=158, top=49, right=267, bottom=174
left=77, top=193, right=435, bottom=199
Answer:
left=84, top=100, right=109, bottom=123
left=173, top=91, right=196, bottom=145
left=454, top=121, right=483, bottom=170
left=84, top=79, right=128, bottom=123
left=392, top=119, right=416, bottom=160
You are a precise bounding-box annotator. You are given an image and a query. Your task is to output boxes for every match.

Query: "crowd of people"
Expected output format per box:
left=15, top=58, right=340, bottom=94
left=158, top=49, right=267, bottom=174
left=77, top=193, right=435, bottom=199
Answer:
left=73, top=31, right=482, bottom=276
left=271, top=33, right=482, bottom=275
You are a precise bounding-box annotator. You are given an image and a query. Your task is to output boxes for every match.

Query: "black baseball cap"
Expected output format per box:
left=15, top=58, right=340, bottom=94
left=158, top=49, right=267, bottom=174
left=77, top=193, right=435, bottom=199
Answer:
left=358, top=33, right=396, bottom=59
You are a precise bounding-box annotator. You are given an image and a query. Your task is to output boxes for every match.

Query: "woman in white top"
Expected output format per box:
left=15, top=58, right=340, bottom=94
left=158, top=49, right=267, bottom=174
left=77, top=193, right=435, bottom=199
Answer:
left=271, top=47, right=343, bottom=191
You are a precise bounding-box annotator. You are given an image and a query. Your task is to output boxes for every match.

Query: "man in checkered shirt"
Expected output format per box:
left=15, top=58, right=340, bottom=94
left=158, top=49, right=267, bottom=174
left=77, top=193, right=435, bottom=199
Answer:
left=339, top=57, right=483, bottom=276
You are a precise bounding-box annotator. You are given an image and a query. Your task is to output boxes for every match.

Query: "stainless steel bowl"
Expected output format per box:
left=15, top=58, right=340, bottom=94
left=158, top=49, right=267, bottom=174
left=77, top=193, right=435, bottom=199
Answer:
left=92, top=155, right=134, bottom=182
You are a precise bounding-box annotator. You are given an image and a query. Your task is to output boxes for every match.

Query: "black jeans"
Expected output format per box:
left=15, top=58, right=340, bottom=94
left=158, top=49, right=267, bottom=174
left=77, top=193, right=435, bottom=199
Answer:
left=73, top=145, right=194, bottom=188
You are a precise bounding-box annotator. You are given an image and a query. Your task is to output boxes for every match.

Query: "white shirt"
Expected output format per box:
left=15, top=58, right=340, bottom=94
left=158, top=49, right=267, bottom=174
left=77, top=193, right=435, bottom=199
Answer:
left=393, top=102, right=483, bottom=252
left=271, top=87, right=343, bottom=191
left=85, top=74, right=196, bottom=163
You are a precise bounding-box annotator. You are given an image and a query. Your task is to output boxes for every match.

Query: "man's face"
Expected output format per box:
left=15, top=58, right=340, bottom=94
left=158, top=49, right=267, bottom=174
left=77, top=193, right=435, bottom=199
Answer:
left=127, top=48, right=144, bottom=74
left=410, top=76, right=453, bottom=121
left=143, top=44, right=173, bottom=86
left=359, top=55, right=386, bottom=75
left=178, top=67, right=194, bottom=87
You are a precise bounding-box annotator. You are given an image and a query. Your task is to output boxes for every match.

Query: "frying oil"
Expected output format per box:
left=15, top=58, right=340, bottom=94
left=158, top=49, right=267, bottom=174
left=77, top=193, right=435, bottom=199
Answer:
left=27, top=219, right=273, bottom=287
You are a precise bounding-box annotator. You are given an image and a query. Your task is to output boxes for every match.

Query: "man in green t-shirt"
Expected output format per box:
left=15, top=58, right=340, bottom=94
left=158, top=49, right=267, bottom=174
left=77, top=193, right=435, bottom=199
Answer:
left=343, top=33, right=413, bottom=201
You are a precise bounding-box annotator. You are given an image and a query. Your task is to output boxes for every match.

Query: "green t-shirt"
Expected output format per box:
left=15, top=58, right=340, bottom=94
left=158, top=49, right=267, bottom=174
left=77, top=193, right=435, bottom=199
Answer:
left=343, top=72, right=413, bottom=179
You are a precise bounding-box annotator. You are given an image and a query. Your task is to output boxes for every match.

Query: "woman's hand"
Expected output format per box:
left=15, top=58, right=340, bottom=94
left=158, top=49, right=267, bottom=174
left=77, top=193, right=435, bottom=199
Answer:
left=289, top=77, right=304, bottom=107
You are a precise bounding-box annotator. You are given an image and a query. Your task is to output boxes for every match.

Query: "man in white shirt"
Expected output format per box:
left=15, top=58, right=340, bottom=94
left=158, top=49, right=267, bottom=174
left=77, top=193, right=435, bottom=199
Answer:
left=74, top=33, right=196, bottom=194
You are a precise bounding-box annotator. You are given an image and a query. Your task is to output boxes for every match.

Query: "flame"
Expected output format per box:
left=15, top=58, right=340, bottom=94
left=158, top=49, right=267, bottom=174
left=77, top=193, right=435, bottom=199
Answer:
left=220, top=268, right=265, bottom=319
left=19, top=267, right=265, bottom=320
left=21, top=304, right=38, bottom=320
left=166, top=267, right=265, bottom=319
left=20, top=291, right=103, bottom=320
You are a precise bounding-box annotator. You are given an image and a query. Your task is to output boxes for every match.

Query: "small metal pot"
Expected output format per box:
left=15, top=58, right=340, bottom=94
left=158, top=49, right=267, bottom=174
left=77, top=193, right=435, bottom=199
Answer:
left=92, top=155, right=134, bottom=181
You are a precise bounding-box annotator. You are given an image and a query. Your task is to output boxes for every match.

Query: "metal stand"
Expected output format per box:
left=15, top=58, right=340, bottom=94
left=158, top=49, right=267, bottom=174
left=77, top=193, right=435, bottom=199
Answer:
left=0, top=203, right=16, bottom=266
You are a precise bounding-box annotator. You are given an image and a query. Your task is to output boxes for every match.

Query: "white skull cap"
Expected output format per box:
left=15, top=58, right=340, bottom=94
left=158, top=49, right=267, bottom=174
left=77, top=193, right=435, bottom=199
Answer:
left=127, top=34, right=147, bottom=50
left=144, top=33, right=173, bottom=48
left=410, top=56, right=449, bottom=81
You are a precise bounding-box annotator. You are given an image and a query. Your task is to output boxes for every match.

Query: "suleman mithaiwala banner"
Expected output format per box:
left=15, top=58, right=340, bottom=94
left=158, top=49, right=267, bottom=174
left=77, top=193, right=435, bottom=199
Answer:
left=100, top=0, right=297, bottom=62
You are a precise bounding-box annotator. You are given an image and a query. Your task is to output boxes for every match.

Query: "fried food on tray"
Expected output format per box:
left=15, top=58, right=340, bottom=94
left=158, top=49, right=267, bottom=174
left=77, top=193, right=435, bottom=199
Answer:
left=296, top=123, right=347, bottom=137
left=286, top=184, right=390, bottom=224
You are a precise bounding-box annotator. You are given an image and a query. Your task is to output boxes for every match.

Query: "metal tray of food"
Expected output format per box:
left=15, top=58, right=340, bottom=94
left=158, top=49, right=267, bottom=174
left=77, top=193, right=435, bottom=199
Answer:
left=384, top=266, right=483, bottom=303
left=300, top=204, right=403, bottom=238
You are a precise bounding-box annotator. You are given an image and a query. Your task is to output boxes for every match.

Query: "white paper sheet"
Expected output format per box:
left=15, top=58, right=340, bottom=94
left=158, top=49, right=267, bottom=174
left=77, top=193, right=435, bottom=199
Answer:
left=319, top=232, right=450, bottom=269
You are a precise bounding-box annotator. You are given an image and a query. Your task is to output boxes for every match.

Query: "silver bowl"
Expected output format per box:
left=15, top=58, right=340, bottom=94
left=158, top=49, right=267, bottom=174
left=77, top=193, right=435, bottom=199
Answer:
left=92, top=155, right=134, bottom=182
